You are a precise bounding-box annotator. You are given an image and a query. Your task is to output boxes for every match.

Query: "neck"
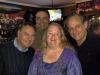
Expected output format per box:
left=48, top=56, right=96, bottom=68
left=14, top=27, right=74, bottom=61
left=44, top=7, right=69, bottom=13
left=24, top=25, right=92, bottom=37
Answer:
left=47, top=46, right=62, bottom=51
left=14, top=38, right=28, bottom=52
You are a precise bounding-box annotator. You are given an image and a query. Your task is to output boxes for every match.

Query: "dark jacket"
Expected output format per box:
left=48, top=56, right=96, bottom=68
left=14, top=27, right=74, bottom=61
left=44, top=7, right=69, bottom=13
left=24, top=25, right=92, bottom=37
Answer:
left=0, top=40, right=35, bottom=75
left=69, top=33, right=100, bottom=75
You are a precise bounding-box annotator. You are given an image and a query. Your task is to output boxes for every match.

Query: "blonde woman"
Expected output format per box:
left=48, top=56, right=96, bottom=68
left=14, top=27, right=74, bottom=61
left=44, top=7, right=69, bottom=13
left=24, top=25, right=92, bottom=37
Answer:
left=28, top=21, right=82, bottom=75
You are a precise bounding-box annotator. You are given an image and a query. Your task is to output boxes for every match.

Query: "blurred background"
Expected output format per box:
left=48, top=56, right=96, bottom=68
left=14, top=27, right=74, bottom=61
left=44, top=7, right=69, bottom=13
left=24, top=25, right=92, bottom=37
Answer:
left=0, top=0, right=100, bottom=44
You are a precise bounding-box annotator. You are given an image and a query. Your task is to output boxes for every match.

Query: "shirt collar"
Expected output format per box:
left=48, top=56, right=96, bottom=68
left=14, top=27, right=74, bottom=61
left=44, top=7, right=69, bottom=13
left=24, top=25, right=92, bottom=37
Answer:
left=14, top=38, right=28, bottom=52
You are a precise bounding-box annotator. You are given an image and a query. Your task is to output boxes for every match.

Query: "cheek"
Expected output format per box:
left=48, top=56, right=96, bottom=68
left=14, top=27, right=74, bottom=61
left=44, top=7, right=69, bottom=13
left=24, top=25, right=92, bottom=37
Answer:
left=47, top=37, right=50, bottom=43
left=18, top=36, right=25, bottom=45
left=20, top=35, right=29, bottom=43
left=19, top=34, right=24, bottom=41
left=36, top=21, right=41, bottom=25
left=75, top=27, right=83, bottom=34
left=21, top=36, right=27, bottom=43
left=22, top=35, right=27, bottom=39
left=44, top=20, right=49, bottom=23
left=57, top=38, right=61, bottom=43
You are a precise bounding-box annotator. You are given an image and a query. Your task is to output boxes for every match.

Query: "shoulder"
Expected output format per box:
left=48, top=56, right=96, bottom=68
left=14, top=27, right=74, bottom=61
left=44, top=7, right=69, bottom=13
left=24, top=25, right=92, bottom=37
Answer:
left=33, top=50, right=43, bottom=59
left=86, top=33, right=100, bottom=47
left=0, top=41, right=15, bottom=58
left=59, top=48, right=78, bottom=66
left=62, top=48, right=77, bottom=60
left=87, top=33, right=100, bottom=42
left=25, top=47, right=35, bottom=56
left=64, top=48, right=76, bottom=55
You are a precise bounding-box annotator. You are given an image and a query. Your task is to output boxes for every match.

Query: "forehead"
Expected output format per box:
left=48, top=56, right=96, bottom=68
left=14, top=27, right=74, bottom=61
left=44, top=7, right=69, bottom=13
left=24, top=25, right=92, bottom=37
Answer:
left=36, top=11, right=49, bottom=18
left=67, top=16, right=83, bottom=26
left=20, top=25, right=35, bottom=32
left=68, top=16, right=82, bottom=23
left=48, top=25, right=60, bottom=32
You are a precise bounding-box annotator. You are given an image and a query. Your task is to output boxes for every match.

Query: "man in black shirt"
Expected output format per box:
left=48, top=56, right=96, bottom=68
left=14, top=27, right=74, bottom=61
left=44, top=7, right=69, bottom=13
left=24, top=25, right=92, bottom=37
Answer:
left=65, top=14, right=100, bottom=75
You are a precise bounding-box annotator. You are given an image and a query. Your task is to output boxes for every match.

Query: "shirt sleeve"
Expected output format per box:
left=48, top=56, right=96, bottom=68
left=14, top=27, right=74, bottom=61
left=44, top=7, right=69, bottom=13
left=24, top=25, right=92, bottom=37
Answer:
left=28, top=52, right=39, bottom=75
left=67, top=54, right=82, bottom=75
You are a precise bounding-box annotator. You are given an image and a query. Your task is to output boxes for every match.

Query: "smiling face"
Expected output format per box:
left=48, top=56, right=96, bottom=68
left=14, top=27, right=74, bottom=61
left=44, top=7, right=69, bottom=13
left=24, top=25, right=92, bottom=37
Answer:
left=66, top=15, right=87, bottom=43
left=46, top=24, right=61, bottom=48
left=36, top=11, right=50, bottom=30
left=17, top=25, right=35, bottom=48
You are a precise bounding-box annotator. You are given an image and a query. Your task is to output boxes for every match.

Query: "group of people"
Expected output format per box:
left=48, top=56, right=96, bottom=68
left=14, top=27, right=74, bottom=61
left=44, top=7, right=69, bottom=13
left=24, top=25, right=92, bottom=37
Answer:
left=0, top=9, right=100, bottom=75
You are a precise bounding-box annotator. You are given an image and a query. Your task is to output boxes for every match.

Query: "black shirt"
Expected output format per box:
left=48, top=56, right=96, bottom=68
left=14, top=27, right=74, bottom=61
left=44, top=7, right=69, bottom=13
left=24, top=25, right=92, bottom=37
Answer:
left=69, top=33, right=100, bottom=75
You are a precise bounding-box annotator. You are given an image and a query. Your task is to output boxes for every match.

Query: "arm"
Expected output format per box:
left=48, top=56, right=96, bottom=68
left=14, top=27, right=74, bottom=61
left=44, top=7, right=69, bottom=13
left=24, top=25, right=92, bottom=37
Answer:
left=67, top=54, right=82, bottom=75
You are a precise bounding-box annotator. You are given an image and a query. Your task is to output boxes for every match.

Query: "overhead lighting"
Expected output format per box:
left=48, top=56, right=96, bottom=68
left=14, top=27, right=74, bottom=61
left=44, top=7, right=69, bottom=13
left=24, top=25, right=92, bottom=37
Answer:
left=75, top=0, right=91, bottom=3
left=98, top=16, right=100, bottom=20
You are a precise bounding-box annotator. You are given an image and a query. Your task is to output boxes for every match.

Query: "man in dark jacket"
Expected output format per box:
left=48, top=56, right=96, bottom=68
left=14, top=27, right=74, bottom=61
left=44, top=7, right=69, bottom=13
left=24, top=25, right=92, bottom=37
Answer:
left=65, top=13, right=100, bottom=75
left=0, top=22, right=35, bottom=75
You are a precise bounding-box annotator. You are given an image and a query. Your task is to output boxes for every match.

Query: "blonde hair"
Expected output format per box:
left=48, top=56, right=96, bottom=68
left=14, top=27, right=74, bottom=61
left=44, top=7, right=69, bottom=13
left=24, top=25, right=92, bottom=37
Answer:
left=40, top=21, right=74, bottom=51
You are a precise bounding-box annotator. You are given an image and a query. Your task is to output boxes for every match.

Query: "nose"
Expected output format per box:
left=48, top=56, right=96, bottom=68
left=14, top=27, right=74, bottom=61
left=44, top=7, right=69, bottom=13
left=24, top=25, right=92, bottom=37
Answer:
left=73, top=29, right=77, bottom=33
left=28, top=36, right=33, bottom=41
left=71, top=29, right=76, bottom=35
left=39, top=18, right=44, bottom=22
left=70, top=28, right=77, bottom=34
left=50, top=34, right=56, bottom=40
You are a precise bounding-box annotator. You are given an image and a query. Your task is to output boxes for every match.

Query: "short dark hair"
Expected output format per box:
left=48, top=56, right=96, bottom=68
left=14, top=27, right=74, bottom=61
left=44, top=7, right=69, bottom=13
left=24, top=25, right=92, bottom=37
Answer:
left=18, top=22, right=36, bottom=31
left=35, top=9, right=50, bottom=18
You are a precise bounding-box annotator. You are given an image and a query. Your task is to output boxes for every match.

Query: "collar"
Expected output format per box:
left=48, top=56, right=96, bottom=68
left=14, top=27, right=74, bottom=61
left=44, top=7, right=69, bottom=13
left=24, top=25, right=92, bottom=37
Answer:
left=14, top=38, right=28, bottom=52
